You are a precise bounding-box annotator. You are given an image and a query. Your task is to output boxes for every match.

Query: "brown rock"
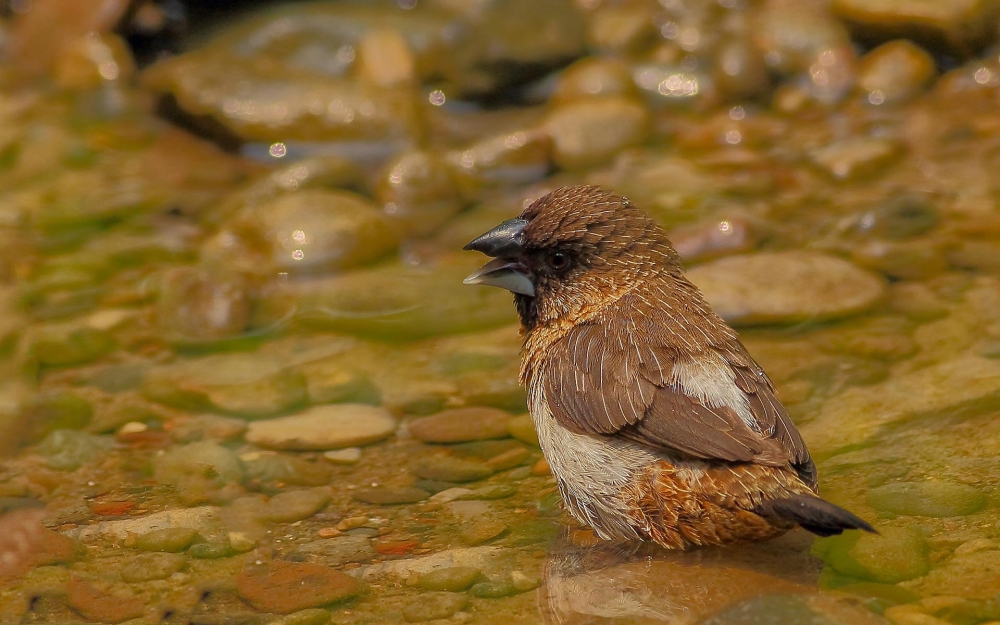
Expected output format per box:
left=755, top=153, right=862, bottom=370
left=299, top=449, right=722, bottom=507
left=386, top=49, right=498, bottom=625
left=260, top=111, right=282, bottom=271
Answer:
left=66, top=576, right=145, bottom=624
left=408, top=408, right=512, bottom=443
left=236, top=560, right=362, bottom=614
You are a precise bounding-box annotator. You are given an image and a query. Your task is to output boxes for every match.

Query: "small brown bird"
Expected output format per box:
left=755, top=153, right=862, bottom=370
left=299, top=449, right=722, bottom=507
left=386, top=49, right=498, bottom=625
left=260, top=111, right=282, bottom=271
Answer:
left=463, top=185, right=874, bottom=549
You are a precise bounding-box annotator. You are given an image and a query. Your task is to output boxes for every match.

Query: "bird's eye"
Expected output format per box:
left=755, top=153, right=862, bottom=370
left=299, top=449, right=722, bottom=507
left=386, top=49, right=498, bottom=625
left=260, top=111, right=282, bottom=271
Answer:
left=546, top=251, right=572, bottom=273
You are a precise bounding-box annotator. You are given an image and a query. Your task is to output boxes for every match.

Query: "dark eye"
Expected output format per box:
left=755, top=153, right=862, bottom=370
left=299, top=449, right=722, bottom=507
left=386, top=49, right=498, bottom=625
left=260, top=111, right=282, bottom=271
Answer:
left=546, top=251, right=572, bottom=273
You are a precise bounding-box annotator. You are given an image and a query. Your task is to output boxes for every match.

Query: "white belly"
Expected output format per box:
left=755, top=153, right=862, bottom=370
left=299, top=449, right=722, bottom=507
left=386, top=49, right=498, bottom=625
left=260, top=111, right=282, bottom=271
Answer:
left=528, top=373, right=658, bottom=541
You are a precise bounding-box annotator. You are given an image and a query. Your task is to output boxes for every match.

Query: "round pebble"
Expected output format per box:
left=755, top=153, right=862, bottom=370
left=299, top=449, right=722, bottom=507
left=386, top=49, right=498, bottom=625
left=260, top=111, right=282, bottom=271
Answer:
left=135, top=528, right=199, bottom=553
left=413, top=456, right=495, bottom=483
left=460, top=519, right=508, bottom=545
left=402, top=591, right=469, bottom=622
left=269, top=608, right=332, bottom=625
left=866, top=480, right=986, bottom=518
left=120, top=552, right=187, bottom=583
left=408, top=407, right=512, bottom=444
left=416, top=566, right=484, bottom=592
left=188, top=542, right=231, bottom=559
left=687, top=252, right=886, bottom=326
left=236, top=560, right=361, bottom=614
left=353, top=487, right=429, bottom=505
left=263, top=488, right=331, bottom=523
left=245, top=404, right=397, bottom=451
left=323, top=448, right=362, bottom=465
left=505, top=415, right=539, bottom=447
left=470, top=580, right=519, bottom=598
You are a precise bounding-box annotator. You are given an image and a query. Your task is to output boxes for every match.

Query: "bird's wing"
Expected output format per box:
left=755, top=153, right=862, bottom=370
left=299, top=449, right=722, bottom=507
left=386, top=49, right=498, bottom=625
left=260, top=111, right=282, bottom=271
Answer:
left=542, top=304, right=815, bottom=487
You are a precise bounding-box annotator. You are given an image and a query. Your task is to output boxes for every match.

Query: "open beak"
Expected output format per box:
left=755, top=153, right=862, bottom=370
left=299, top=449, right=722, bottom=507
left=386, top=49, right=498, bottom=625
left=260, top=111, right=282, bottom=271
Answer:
left=462, top=218, right=535, bottom=297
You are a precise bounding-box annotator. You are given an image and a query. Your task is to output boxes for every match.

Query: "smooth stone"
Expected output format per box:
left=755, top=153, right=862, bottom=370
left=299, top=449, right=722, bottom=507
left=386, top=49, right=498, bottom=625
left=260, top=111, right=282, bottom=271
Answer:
left=413, top=456, right=495, bottom=483
left=236, top=560, right=361, bottom=614
left=687, top=252, right=886, bottom=326
left=263, top=488, right=331, bottom=523
left=544, top=97, right=650, bottom=170
left=300, top=363, right=379, bottom=407
left=814, top=527, right=929, bottom=583
left=293, top=536, right=377, bottom=567
left=135, top=528, right=199, bottom=553
left=242, top=451, right=334, bottom=486
left=408, top=407, right=511, bottom=444
left=445, top=129, right=552, bottom=195
left=376, top=150, right=464, bottom=237
left=142, top=352, right=307, bottom=418
left=415, top=566, right=484, bottom=592
left=401, top=591, right=469, bottom=622
left=485, top=446, right=530, bottom=471
left=35, top=430, right=111, bottom=471
left=65, top=576, right=145, bottom=624
left=323, top=448, right=362, bottom=464
left=154, top=441, right=245, bottom=492
left=811, top=138, right=903, bottom=180
left=119, top=552, right=187, bottom=583
left=552, top=57, right=638, bottom=104
left=801, top=353, right=1000, bottom=455
left=832, top=0, right=999, bottom=56
left=505, top=414, right=539, bottom=447
left=751, top=4, right=851, bottom=72
left=63, top=506, right=228, bottom=543
left=168, top=414, right=247, bottom=444
left=700, top=593, right=890, bottom=625
left=268, top=608, right=332, bottom=625
left=188, top=542, right=231, bottom=559
left=269, top=254, right=516, bottom=341
left=239, top=189, right=398, bottom=274
left=154, top=266, right=251, bottom=344
left=23, top=391, right=93, bottom=442
left=857, top=40, right=936, bottom=104
left=917, top=549, right=1000, bottom=600
left=458, top=484, right=517, bottom=500
left=470, top=580, right=519, bottom=598
left=867, top=481, right=986, bottom=517
left=246, top=404, right=396, bottom=451
left=847, top=194, right=941, bottom=241
left=357, top=26, right=416, bottom=88
left=28, top=325, right=115, bottom=368
left=459, top=519, right=508, bottom=545
left=504, top=519, right=560, bottom=547
left=353, top=487, right=429, bottom=505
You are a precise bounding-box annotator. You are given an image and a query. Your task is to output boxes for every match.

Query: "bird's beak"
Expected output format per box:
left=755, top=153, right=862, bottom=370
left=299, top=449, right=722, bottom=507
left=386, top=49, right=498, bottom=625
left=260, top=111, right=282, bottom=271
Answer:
left=462, top=218, right=535, bottom=296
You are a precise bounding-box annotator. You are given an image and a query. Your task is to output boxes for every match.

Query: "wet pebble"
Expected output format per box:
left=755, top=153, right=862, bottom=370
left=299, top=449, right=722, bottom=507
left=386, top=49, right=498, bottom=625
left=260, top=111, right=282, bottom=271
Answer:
left=459, top=519, right=507, bottom=545
left=415, top=566, right=484, bottom=592
left=242, top=451, right=334, bottom=487
left=402, top=591, right=469, bottom=622
left=245, top=404, right=397, bottom=451
left=544, top=97, right=650, bottom=170
left=470, top=580, right=519, bottom=598
left=293, top=535, right=377, bottom=567
left=458, top=484, right=517, bottom=501
left=269, top=608, right=332, bottom=625
left=408, top=407, right=512, bottom=444
left=832, top=0, right=997, bottom=56
left=687, top=252, right=886, bottom=326
left=263, top=488, right=331, bottom=523
left=135, top=528, right=199, bottom=553
left=485, top=446, right=530, bottom=471
left=815, top=526, right=929, bottom=583
left=353, top=486, right=429, bottom=505
left=552, top=57, right=637, bottom=104
left=506, top=414, right=539, bottom=447
left=236, top=560, right=361, bottom=614
left=505, top=519, right=560, bottom=547
left=154, top=266, right=251, bottom=344
left=323, top=448, right=362, bottom=465
left=143, top=352, right=307, bottom=419
left=154, top=441, right=245, bottom=498
left=857, top=40, right=936, bottom=105
left=811, top=137, right=902, bottom=180
left=35, top=429, right=111, bottom=471
left=65, top=575, right=145, bottom=624
left=413, top=456, right=495, bottom=483
left=867, top=480, right=986, bottom=517
left=376, top=150, right=464, bottom=237
left=168, top=414, right=247, bottom=444
left=446, top=129, right=552, bottom=194
left=120, top=552, right=187, bottom=583
left=188, top=542, right=231, bottom=559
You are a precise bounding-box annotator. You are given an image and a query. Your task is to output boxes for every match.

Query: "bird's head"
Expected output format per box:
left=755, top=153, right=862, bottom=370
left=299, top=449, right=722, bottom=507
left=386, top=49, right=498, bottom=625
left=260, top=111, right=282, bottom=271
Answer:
left=463, top=185, right=682, bottom=330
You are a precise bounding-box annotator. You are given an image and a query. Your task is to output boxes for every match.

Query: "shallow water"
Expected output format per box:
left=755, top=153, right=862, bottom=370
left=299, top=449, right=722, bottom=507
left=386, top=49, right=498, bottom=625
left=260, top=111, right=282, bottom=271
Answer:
left=2, top=1, right=1000, bottom=624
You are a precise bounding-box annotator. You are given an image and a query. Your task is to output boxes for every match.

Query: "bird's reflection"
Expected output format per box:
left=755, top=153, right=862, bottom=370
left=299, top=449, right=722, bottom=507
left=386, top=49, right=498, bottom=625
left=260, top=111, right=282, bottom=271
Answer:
left=537, top=528, right=829, bottom=625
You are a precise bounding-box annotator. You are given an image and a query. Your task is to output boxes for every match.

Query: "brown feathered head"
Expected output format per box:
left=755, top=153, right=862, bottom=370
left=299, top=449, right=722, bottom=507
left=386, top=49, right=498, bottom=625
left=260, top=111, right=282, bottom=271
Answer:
left=464, top=185, right=682, bottom=329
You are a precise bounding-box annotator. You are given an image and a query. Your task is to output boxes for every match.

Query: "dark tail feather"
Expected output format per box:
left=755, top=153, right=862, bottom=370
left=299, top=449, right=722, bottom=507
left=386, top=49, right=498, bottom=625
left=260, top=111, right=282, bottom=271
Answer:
left=756, top=494, right=876, bottom=537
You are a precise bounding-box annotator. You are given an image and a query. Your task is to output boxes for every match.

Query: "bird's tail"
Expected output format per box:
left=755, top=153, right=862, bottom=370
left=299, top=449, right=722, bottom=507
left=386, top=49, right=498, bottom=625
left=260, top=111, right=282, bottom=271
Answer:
left=756, top=494, right=876, bottom=537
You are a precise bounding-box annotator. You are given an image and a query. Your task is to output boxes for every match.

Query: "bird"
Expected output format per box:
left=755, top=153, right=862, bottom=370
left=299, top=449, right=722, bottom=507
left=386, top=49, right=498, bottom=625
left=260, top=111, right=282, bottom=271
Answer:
left=462, top=185, right=874, bottom=549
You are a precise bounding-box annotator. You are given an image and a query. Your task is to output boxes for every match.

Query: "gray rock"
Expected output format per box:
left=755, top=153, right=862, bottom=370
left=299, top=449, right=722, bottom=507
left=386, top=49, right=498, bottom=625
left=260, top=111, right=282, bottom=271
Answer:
left=293, top=535, right=377, bottom=567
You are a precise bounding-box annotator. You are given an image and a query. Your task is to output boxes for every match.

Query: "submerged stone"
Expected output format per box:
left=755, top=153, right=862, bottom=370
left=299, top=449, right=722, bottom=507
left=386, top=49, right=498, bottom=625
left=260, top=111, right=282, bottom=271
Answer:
left=236, top=560, right=361, bottom=614
left=401, top=591, right=469, bottom=622
left=293, top=535, right=377, bottom=567
left=814, top=527, right=929, bottom=583
left=408, top=407, right=512, bottom=443
left=263, top=488, right=331, bottom=523
left=245, top=404, right=397, bottom=451
left=135, top=528, right=199, bottom=553
left=413, top=455, right=495, bottom=483
left=352, top=486, right=429, bottom=505
left=867, top=480, right=987, bottom=517
left=120, top=552, right=187, bottom=582
left=544, top=97, right=650, bottom=170
left=687, top=252, right=886, bottom=326
left=35, top=429, right=112, bottom=471
left=415, top=566, right=484, bottom=592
